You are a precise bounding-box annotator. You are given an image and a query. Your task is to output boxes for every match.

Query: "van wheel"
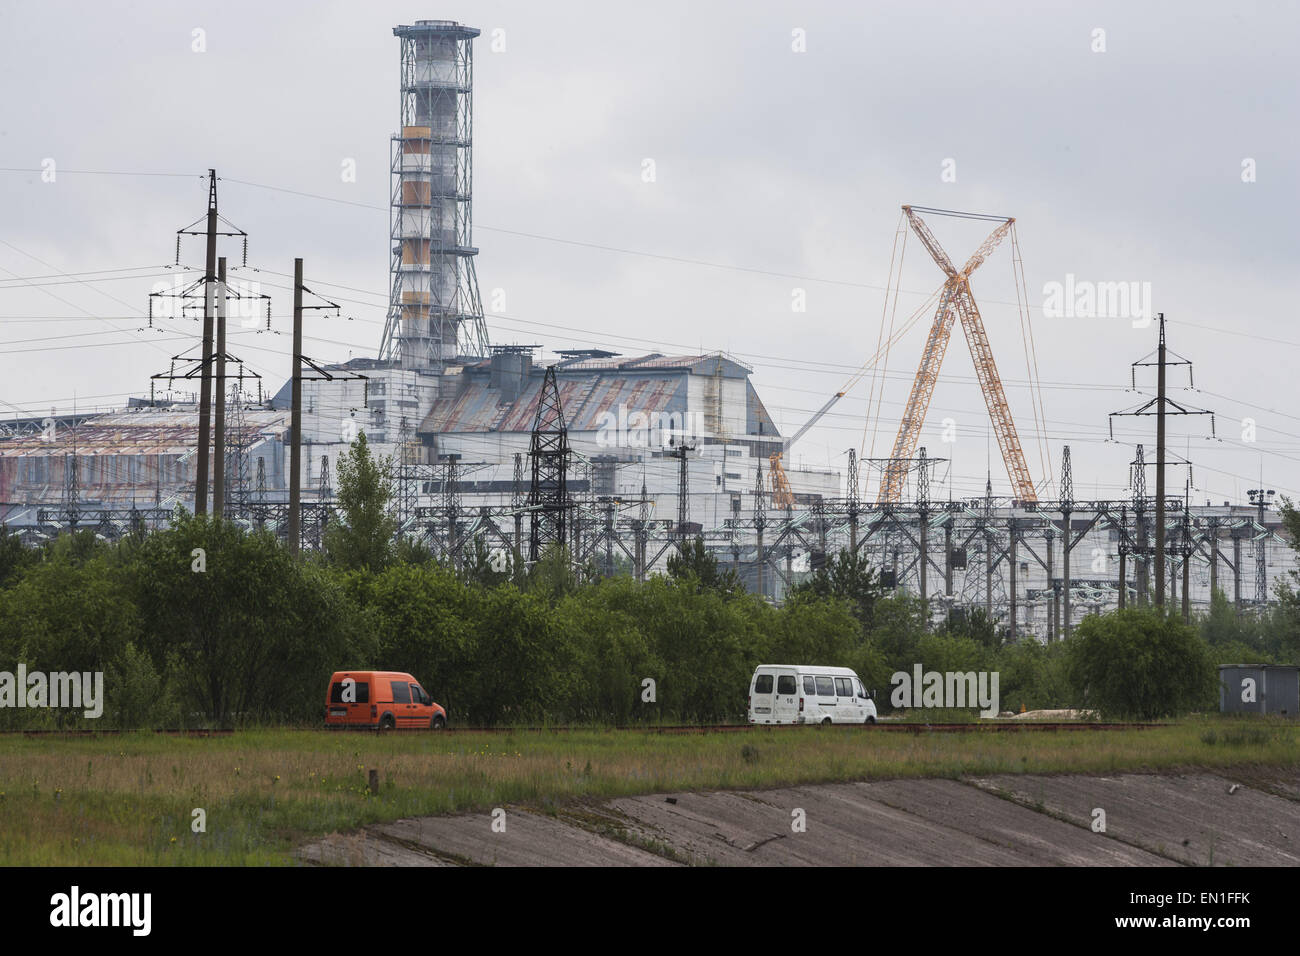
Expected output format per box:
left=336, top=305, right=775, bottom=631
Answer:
left=865, top=716, right=876, bottom=725
left=378, top=714, right=395, bottom=731
left=430, top=715, right=446, bottom=730
left=821, top=717, right=832, bottom=726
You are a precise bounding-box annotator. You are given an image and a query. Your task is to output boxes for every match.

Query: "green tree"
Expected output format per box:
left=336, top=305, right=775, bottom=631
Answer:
left=1066, top=608, right=1217, bottom=719
left=995, top=639, right=1072, bottom=713
left=0, top=525, right=37, bottom=590
left=460, top=537, right=513, bottom=588
left=0, top=542, right=141, bottom=728
left=666, top=536, right=741, bottom=595
left=130, top=513, right=354, bottom=724
left=526, top=545, right=581, bottom=600
left=1270, top=497, right=1300, bottom=657
left=324, top=432, right=397, bottom=573
left=942, top=606, right=1001, bottom=651
left=868, top=591, right=930, bottom=664
left=790, top=549, right=882, bottom=632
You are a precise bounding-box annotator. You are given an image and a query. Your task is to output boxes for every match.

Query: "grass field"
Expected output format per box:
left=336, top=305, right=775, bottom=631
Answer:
left=1, top=717, right=1296, bottom=865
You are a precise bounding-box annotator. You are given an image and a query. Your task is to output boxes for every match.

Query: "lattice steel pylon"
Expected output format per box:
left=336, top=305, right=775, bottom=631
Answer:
left=877, top=205, right=1036, bottom=504
left=527, top=366, right=571, bottom=563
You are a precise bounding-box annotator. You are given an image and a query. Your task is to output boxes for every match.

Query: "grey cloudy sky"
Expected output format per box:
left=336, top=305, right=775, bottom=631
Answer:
left=1, top=0, right=1297, bottom=504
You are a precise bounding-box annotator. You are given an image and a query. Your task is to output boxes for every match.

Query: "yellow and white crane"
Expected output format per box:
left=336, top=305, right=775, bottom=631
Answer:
left=768, top=203, right=1046, bottom=510
left=768, top=391, right=845, bottom=509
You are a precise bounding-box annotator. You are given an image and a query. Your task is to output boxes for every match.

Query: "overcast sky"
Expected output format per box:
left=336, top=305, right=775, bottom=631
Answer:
left=2, top=0, right=1297, bottom=505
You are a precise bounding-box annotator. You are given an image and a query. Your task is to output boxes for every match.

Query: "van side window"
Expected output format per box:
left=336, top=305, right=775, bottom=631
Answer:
left=803, top=676, right=816, bottom=695
left=330, top=681, right=370, bottom=704
left=815, top=677, right=834, bottom=697
left=777, top=675, right=797, bottom=695
left=834, top=677, right=852, bottom=697
left=410, top=684, right=428, bottom=705
left=856, top=678, right=867, bottom=698
left=755, top=674, right=773, bottom=694
left=391, top=681, right=411, bottom=704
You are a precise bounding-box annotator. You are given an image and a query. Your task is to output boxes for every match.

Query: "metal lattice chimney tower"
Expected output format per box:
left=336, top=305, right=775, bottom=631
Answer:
left=380, top=20, right=490, bottom=374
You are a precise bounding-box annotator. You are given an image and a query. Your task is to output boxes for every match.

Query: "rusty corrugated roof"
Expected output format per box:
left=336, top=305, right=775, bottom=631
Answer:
left=0, top=409, right=289, bottom=457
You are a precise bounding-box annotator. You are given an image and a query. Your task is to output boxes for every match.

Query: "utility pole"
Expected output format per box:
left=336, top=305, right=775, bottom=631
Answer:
left=1155, top=317, right=1166, bottom=605
left=917, top=447, right=929, bottom=604
left=1117, top=504, right=1128, bottom=610
left=846, top=449, right=860, bottom=554
left=1110, top=314, right=1213, bottom=611
left=636, top=475, right=650, bottom=582
left=1060, top=445, right=1074, bottom=638
left=287, top=258, right=304, bottom=554
left=195, top=171, right=219, bottom=515
left=158, top=169, right=249, bottom=517
left=1181, top=480, right=1191, bottom=622
left=1133, top=446, right=1148, bottom=606
left=213, top=257, right=228, bottom=518
left=280, top=261, right=357, bottom=556
left=754, top=458, right=766, bottom=598
left=512, top=451, right=524, bottom=563
left=1008, top=516, right=1018, bottom=641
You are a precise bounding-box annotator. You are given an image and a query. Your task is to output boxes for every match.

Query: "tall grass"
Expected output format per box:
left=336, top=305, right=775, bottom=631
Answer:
left=0, top=717, right=1296, bottom=865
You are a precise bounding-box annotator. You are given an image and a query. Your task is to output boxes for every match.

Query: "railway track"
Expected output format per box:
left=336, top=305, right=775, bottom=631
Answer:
left=436, top=721, right=1157, bottom=734
left=2, top=721, right=1156, bottom=738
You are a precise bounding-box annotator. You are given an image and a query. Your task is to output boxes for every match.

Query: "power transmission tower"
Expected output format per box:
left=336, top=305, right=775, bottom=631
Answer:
left=1132, top=445, right=1148, bottom=605
left=846, top=448, right=860, bottom=553
left=671, top=438, right=696, bottom=551
left=164, top=171, right=249, bottom=516
left=226, top=381, right=251, bottom=518
left=442, top=453, right=462, bottom=565
left=1110, top=314, right=1214, bottom=607
left=512, top=451, right=525, bottom=561
left=527, top=366, right=571, bottom=563
left=61, top=427, right=80, bottom=532
left=1247, top=487, right=1276, bottom=606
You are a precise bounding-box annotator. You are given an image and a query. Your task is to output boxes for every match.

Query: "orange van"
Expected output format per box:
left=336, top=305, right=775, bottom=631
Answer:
left=325, top=671, right=447, bottom=730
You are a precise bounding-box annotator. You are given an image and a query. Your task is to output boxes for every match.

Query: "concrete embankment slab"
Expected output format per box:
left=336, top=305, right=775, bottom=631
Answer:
left=608, top=779, right=1167, bottom=866
left=299, top=770, right=1300, bottom=866
left=971, top=771, right=1300, bottom=866
left=305, top=807, right=676, bottom=866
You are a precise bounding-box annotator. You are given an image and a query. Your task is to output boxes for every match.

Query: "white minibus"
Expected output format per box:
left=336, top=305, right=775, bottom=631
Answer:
left=747, top=664, right=877, bottom=725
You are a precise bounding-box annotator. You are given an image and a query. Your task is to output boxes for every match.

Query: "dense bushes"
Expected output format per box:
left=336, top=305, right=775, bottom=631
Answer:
left=1067, top=608, right=1218, bottom=719
left=0, top=517, right=1281, bottom=727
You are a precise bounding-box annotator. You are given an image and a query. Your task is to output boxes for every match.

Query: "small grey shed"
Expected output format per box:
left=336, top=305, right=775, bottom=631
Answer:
left=1218, top=665, right=1300, bottom=717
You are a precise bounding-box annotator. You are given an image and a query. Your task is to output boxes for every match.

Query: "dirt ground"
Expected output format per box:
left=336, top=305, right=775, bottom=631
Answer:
left=299, top=766, right=1300, bottom=866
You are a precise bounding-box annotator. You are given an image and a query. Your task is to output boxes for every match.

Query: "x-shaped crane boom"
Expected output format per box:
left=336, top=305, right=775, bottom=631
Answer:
left=876, top=206, right=1037, bottom=504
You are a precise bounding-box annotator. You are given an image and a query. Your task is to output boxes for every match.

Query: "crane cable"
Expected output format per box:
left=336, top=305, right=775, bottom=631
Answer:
left=861, top=209, right=909, bottom=459
left=1010, top=224, right=1054, bottom=497
left=837, top=282, right=942, bottom=436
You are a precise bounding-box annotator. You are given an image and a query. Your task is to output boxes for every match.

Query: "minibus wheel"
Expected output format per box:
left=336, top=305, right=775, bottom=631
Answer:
left=821, top=717, right=832, bottom=726
left=378, top=714, right=395, bottom=731
left=431, top=714, right=446, bottom=730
